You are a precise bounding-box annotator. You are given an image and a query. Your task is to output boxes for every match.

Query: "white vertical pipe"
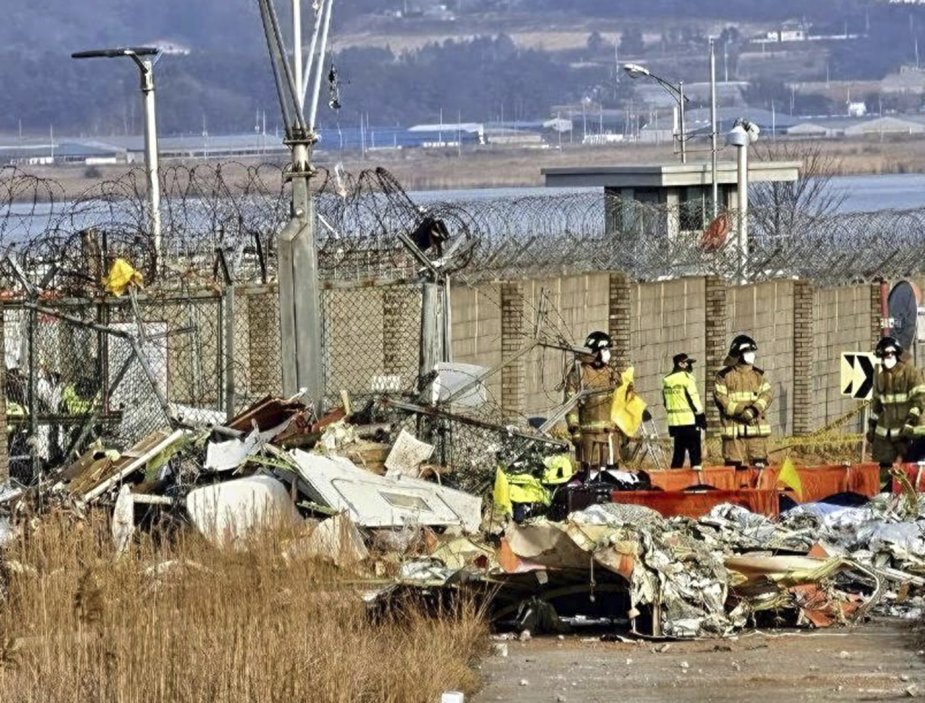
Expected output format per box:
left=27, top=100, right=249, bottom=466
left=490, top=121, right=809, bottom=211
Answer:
left=293, top=0, right=304, bottom=113
left=141, top=59, right=161, bottom=261
left=710, top=39, right=719, bottom=217
left=737, top=143, right=748, bottom=284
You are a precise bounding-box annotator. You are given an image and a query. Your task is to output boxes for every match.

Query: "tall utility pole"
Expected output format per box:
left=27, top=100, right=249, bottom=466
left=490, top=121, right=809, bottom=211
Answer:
left=258, top=0, right=333, bottom=411
left=710, top=39, right=719, bottom=217
left=72, top=47, right=162, bottom=263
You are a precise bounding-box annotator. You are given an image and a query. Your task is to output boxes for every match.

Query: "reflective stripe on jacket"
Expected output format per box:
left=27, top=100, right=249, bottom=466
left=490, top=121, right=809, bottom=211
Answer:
left=662, top=370, right=703, bottom=427
left=870, top=362, right=925, bottom=436
left=714, top=363, right=773, bottom=439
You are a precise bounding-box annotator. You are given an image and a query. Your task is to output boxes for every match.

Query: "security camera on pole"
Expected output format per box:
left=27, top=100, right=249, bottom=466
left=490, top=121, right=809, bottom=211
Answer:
left=726, top=119, right=760, bottom=284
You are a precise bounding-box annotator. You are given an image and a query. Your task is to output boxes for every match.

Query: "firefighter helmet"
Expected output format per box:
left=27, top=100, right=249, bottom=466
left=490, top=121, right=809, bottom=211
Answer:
left=584, top=331, right=612, bottom=352
left=875, top=335, right=903, bottom=359
left=729, top=334, right=758, bottom=358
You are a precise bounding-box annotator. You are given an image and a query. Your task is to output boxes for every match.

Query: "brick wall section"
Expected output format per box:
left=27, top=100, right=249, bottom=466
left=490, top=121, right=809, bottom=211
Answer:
left=704, top=276, right=727, bottom=435
left=792, top=280, right=814, bottom=436
left=871, top=283, right=884, bottom=347
left=608, top=272, right=632, bottom=371
left=500, top=282, right=526, bottom=420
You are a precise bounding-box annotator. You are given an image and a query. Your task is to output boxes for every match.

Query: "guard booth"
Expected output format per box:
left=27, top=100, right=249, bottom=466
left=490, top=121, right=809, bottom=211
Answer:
left=542, top=162, right=801, bottom=241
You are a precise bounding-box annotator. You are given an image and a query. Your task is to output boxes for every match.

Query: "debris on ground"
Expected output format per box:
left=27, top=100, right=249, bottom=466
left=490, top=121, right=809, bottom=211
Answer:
left=6, top=387, right=925, bottom=642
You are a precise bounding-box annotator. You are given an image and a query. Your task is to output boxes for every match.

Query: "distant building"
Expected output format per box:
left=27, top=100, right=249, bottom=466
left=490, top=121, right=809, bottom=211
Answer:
left=0, top=139, right=127, bottom=166
left=847, top=102, right=868, bottom=117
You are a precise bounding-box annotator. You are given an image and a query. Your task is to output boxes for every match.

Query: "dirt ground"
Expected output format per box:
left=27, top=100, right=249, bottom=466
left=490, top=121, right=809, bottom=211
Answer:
left=474, top=619, right=925, bottom=702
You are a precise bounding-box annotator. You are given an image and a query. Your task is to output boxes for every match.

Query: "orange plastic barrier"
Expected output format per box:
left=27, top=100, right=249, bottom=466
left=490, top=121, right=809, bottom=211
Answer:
left=611, top=488, right=780, bottom=519
left=646, top=464, right=881, bottom=502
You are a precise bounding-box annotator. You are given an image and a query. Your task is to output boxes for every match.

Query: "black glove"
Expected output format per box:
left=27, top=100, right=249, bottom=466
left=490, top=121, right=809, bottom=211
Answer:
left=695, top=413, right=707, bottom=430
left=740, top=406, right=758, bottom=424
left=642, top=409, right=653, bottom=423
left=866, top=422, right=876, bottom=444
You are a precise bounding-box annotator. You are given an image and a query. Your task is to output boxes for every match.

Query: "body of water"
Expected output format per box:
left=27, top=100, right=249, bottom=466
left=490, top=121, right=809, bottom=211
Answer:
left=411, top=173, right=925, bottom=214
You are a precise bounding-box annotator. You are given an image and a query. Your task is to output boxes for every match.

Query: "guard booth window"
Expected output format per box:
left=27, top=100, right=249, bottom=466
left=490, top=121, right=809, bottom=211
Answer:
left=680, top=187, right=725, bottom=232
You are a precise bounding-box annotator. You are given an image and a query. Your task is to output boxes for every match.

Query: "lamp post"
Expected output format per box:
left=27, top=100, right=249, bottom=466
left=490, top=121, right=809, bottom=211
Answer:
left=72, top=47, right=162, bottom=263
left=623, top=62, right=689, bottom=163
left=726, top=119, right=760, bottom=284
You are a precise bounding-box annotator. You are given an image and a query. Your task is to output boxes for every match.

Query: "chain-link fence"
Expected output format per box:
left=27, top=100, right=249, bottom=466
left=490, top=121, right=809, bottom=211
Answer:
left=5, top=160, right=925, bottom=484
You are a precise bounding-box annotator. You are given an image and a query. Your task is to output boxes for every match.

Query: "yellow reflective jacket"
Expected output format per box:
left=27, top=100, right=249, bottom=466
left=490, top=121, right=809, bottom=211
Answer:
left=62, top=385, right=93, bottom=415
left=662, top=370, right=704, bottom=428
left=714, top=363, right=773, bottom=439
left=871, top=361, right=925, bottom=439
left=493, top=469, right=552, bottom=517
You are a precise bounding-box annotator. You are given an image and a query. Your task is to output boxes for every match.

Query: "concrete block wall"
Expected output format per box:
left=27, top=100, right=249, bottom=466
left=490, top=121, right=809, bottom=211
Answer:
left=726, top=280, right=796, bottom=436
left=451, top=283, right=503, bottom=409
left=520, top=274, right=610, bottom=417
left=628, top=277, right=708, bottom=431
left=448, top=274, right=882, bottom=438
left=811, top=285, right=879, bottom=430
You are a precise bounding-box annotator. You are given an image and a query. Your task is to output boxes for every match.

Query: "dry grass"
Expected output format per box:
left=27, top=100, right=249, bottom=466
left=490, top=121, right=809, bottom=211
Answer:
left=0, top=512, right=488, bottom=703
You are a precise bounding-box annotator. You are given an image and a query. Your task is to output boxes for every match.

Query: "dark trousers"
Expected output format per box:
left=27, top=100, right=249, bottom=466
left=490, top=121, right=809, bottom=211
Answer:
left=669, top=425, right=702, bottom=468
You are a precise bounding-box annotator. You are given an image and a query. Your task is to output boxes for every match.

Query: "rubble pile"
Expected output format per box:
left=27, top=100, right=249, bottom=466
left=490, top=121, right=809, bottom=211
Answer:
left=2, top=392, right=925, bottom=641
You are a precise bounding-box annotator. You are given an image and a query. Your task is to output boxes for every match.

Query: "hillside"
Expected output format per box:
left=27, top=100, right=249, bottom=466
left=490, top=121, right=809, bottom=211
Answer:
left=0, top=0, right=920, bottom=137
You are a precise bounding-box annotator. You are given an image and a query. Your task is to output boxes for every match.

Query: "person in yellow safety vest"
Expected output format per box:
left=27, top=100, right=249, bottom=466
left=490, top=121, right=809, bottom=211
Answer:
left=662, top=353, right=706, bottom=470
left=867, top=336, right=925, bottom=478
left=713, top=334, right=773, bottom=468
left=565, top=331, right=626, bottom=467
left=61, top=379, right=95, bottom=416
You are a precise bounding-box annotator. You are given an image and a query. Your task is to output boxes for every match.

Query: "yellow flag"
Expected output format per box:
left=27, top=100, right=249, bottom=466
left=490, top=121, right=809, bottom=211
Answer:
left=103, top=258, right=144, bottom=297
left=777, top=458, right=803, bottom=500
left=493, top=467, right=512, bottom=517
left=610, top=366, right=648, bottom=437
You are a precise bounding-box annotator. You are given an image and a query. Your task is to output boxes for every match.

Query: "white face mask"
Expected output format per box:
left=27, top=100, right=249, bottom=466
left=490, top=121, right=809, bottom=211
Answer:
left=742, top=351, right=756, bottom=365
left=883, top=355, right=898, bottom=370
left=599, top=349, right=612, bottom=364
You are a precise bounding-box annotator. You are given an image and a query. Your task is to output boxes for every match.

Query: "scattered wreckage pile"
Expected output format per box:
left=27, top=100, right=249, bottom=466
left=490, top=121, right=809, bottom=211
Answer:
left=2, top=393, right=925, bottom=641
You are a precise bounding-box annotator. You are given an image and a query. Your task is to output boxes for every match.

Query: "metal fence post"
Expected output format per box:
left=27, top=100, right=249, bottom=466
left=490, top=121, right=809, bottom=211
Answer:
left=0, top=304, right=8, bottom=484
left=223, top=283, right=236, bottom=420
left=419, top=282, right=446, bottom=391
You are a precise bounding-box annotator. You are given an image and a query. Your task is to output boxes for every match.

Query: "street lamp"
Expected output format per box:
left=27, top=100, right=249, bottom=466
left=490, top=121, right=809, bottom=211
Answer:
left=72, top=47, right=162, bottom=263
left=623, top=62, right=690, bottom=163
left=726, top=118, right=760, bottom=284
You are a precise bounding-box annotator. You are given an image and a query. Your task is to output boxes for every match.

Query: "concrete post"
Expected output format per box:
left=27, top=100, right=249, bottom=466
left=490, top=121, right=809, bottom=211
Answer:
left=704, top=276, right=728, bottom=435
left=792, top=280, right=814, bottom=436
left=500, top=282, right=525, bottom=421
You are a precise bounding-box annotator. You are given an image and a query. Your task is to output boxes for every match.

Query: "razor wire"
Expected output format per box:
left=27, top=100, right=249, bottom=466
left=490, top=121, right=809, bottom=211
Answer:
left=2, top=163, right=925, bottom=288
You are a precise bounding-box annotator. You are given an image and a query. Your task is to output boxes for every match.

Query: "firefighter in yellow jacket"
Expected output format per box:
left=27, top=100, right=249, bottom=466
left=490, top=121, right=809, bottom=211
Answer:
left=565, top=331, right=624, bottom=467
left=867, top=336, right=925, bottom=472
left=713, top=334, right=773, bottom=468
left=663, top=353, right=706, bottom=469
